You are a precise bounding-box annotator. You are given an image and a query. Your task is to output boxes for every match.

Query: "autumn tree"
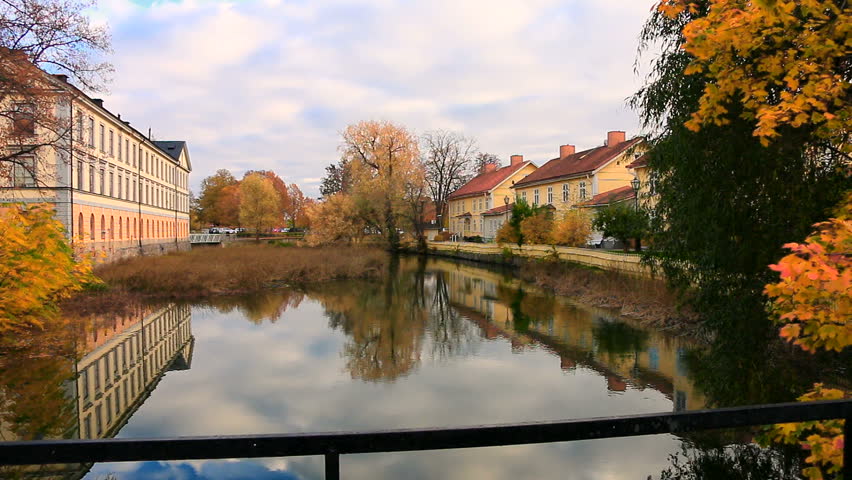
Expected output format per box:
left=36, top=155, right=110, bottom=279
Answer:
left=217, top=183, right=242, bottom=227
left=760, top=193, right=851, bottom=479
left=286, top=183, right=310, bottom=228
left=551, top=209, right=592, bottom=247
left=0, top=204, right=95, bottom=332
left=239, top=173, right=280, bottom=241
left=244, top=170, right=291, bottom=226
left=0, top=0, right=112, bottom=186
left=519, top=211, right=553, bottom=245
left=632, top=0, right=849, bottom=335
left=421, top=130, right=477, bottom=230
left=340, top=120, right=423, bottom=251
left=198, top=169, right=238, bottom=226
left=495, top=198, right=539, bottom=247
left=305, top=193, right=365, bottom=246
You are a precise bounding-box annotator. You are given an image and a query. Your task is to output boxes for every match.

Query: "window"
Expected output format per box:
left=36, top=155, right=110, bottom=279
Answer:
left=118, top=174, right=122, bottom=199
left=579, top=181, right=587, bottom=200
left=547, top=186, right=553, bottom=204
left=78, top=213, right=84, bottom=239
left=133, top=179, right=136, bottom=201
left=117, top=135, right=122, bottom=160
left=12, top=156, right=36, bottom=187
left=109, top=171, right=114, bottom=197
left=101, top=215, right=105, bottom=240
left=90, top=214, right=95, bottom=240
left=88, top=118, right=95, bottom=147
left=99, top=124, right=105, bottom=152
left=533, top=189, right=539, bottom=206
left=125, top=139, right=129, bottom=164
left=11, top=103, right=35, bottom=136
left=76, top=114, right=84, bottom=141
left=110, top=216, right=114, bottom=239
left=132, top=144, right=136, bottom=167
left=562, top=183, right=569, bottom=202
left=109, top=130, right=114, bottom=156
left=521, top=191, right=527, bottom=201
left=126, top=178, right=130, bottom=200
left=89, top=164, right=95, bottom=192
left=77, top=161, right=84, bottom=190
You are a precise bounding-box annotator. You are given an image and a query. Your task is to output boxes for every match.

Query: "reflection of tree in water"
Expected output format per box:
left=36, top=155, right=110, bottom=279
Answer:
left=204, top=290, right=305, bottom=324
left=429, top=271, right=481, bottom=360
left=592, top=319, right=649, bottom=356
left=495, top=283, right=556, bottom=334
left=654, top=441, right=802, bottom=480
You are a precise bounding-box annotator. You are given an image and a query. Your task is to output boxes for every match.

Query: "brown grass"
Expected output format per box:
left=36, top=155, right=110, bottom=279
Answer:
left=519, top=261, right=701, bottom=336
left=86, top=244, right=388, bottom=298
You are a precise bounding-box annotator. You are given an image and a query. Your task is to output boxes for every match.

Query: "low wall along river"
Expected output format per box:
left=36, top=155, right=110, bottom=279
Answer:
left=427, top=241, right=652, bottom=277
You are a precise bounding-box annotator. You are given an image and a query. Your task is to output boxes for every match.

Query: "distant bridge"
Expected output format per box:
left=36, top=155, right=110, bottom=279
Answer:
left=189, top=233, right=223, bottom=244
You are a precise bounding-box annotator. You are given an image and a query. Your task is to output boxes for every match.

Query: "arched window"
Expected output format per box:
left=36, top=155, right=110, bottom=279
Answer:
left=133, top=218, right=137, bottom=238
left=78, top=213, right=84, bottom=239
left=126, top=218, right=130, bottom=239
left=146, top=219, right=149, bottom=238
left=118, top=217, right=123, bottom=239
left=90, top=214, right=95, bottom=240
left=100, top=215, right=105, bottom=240
left=110, top=216, right=114, bottom=240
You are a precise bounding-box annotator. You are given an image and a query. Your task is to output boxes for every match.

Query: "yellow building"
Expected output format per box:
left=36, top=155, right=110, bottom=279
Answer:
left=447, top=155, right=537, bottom=239
left=628, top=153, right=657, bottom=209
left=0, top=67, right=192, bottom=262
left=511, top=131, right=644, bottom=215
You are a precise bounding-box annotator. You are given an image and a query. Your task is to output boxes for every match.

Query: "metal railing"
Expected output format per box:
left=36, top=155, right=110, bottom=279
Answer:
left=1, top=400, right=849, bottom=479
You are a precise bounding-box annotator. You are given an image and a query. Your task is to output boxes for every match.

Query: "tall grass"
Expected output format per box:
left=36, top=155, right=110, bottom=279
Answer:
left=92, top=244, right=388, bottom=297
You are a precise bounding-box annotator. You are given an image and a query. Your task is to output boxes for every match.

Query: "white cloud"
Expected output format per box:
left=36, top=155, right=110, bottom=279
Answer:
left=95, top=0, right=655, bottom=197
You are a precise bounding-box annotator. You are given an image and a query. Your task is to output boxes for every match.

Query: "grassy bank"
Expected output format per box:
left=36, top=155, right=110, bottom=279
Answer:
left=64, top=245, right=387, bottom=314
left=518, top=261, right=700, bottom=337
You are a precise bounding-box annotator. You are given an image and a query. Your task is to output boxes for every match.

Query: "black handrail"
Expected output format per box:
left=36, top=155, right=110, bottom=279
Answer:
left=1, top=399, right=849, bottom=480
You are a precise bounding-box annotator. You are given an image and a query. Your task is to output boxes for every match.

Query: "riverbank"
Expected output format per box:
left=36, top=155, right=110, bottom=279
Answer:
left=63, top=244, right=387, bottom=315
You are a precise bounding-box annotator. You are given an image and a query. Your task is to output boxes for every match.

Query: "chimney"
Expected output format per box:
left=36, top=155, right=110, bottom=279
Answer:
left=52, top=74, right=69, bottom=83
left=91, top=98, right=104, bottom=108
left=607, top=131, right=626, bottom=146
left=483, top=163, right=498, bottom=173
left=510, top=154, right=524, bottom=166
left=560, top=144, right=575, bottom=158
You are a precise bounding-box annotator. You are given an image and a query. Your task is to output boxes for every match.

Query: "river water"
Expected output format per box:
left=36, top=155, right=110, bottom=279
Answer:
left=2, top=256, right=796, bottom=479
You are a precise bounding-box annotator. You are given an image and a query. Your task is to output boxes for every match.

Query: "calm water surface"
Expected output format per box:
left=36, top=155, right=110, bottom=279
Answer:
left=4, top=257, right=732, bottom=479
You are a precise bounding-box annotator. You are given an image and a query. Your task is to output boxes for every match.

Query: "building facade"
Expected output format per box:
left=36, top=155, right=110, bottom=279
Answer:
left=511, top=131, right=644, bottom=216
left=447, top=155, right=537, bottom=239
left=0, top=70, right=192, bottom=262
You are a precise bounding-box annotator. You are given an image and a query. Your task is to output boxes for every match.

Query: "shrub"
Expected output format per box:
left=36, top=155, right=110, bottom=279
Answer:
left=463, top=235, right=484, bottom=243
left=520, top=211, right=553, bottom=245
left=551, top=209, right=592, bottom=247
left=433, top=231, right=451, bottom=242
left=495, top=221, right=520, bottom=245
left=592, top=202, right=649, bottom=252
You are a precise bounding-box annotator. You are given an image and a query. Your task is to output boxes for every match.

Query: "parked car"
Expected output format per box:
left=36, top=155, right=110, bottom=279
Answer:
left=208, top=227, right=220, bottom=234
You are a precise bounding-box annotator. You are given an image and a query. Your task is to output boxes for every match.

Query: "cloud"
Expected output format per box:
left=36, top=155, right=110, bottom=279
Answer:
left=95, top=0, right=654, bottom=198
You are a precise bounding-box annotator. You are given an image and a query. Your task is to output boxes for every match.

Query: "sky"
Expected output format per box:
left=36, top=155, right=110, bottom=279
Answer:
left=89, top=0, right=656, bottom=198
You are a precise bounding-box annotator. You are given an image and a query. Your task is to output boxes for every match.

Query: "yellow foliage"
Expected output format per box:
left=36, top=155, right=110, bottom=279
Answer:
left=0, top=204, right=94, bottom=332
left=519, top=212, right=553, bottom=245
left=305, top=193, right=365, bottom=246
left=550, top=209, right=592, bottom=247
left=656, top=0, right=851, bottom=145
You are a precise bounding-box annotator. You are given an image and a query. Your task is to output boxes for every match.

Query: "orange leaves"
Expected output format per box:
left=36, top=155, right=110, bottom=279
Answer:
left=0, top=204, right=95, bottom=332
left=765, top=193, right=852, bottom=353
left=655, top=0, right=851, bottom=144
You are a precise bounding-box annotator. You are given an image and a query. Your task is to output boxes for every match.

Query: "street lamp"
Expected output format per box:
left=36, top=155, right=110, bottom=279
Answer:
left=630, top=177, right=641, bottom=209
left=503, top=195, right=510, bottom=231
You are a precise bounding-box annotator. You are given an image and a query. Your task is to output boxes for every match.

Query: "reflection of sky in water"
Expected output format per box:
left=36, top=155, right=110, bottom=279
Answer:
left=84, top=287, right=686, bottom=480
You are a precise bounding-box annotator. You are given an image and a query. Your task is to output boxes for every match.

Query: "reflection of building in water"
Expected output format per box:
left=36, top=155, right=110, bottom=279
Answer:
left=0, top=304, right=193, bottom=480
left=437, top=259, right=704, bottom=411
left=76, top=304, right=194, bottom=440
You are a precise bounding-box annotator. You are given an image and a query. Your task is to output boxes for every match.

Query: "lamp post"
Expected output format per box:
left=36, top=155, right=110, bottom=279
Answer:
left=630, top=177, right=640, bottom=209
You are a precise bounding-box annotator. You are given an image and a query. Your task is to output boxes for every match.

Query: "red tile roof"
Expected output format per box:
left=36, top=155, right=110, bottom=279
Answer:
left=627, top=153, right=648, bottom=169
left=578, top=185, right=636, bottom=207
left=513, top=138, right=642, bottom=188
left=481, top=204, right=512, bottom=216
left=448, top=161, right=532, bottom=200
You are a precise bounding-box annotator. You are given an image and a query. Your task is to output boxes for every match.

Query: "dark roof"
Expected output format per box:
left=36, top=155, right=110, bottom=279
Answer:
left=578, top=185, right=635, bottom=207
left=153, top=141, right=186, bottom=161
left=627, top=153, right=648, bottom=169
left=448, top=161, right=533, bottom=200
left=513, top=138, right=642, bottom=188
left=481, top=204, right=512, bottom=216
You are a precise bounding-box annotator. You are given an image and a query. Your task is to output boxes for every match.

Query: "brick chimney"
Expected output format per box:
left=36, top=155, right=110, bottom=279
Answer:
left=91, top=98, right=104, bottom=108
left=607, top=131, right=626, bottom=146
left=52, top=74, right=69, bottom=83
left=483, top=163, right=498, bottom=173
left=560, top=144, right=575, bottom=158
left=510, top=154, right=524, bottom=166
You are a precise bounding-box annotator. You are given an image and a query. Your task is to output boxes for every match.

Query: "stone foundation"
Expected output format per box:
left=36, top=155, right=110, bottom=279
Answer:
left=74, top=239, right=190, bottom=264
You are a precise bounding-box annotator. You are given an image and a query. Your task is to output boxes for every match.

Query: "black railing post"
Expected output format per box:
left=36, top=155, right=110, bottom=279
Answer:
left=844, top=416, right=849, bottom=477
left=325, top=451, right=339, bottom=480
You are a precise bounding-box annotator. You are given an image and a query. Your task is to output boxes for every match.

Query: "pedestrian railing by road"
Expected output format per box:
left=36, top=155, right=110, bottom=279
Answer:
left=1, top=400, right=849, bottom=479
